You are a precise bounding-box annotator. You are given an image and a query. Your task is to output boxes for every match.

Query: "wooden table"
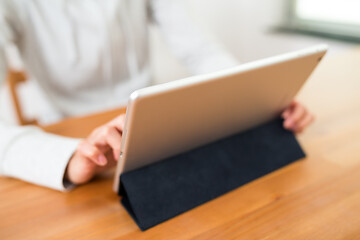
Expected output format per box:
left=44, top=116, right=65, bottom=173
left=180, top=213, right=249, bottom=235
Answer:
left=1, top=48, right=360, bottom=240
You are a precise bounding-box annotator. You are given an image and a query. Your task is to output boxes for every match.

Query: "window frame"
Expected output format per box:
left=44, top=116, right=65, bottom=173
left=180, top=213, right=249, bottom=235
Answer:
left=286, top=0, right=360, bottom=40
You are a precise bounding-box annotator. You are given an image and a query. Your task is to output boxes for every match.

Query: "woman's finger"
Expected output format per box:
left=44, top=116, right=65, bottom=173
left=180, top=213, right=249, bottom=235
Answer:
left=107, top=114, right=126, bottom=132
left=281, top=101, right=296, bottom=119
left=103, top=126, right=122, bottom=160
left=294, top=113, right=315, bottom=133
left=77, top=141, right=107, bottom=166
left=284, top=102, right=306, bottom=129
left=87, top=117, right=124, bottom=160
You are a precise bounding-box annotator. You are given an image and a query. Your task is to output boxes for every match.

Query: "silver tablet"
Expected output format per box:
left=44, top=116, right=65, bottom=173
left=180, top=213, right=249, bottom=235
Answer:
left=113, top=44, right=327, bottom=191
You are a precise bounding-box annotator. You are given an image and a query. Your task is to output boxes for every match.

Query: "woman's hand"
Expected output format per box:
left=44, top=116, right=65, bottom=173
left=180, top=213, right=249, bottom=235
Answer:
left=65, top=114, right=126, bottom=185
left=282, top=101, right=314, bottom=133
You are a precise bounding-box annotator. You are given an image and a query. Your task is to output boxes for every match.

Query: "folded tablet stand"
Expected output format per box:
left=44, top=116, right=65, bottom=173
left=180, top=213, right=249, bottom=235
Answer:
left=118, top=118, right=305, bottom=230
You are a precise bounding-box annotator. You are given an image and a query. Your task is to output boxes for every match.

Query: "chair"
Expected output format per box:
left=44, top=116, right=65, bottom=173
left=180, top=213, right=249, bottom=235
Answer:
left=6, top=70, right=38, bottom=125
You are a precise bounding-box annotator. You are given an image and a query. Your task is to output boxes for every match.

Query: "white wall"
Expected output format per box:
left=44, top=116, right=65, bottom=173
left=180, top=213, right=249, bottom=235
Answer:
left=151, top=0, right=355, bottom=83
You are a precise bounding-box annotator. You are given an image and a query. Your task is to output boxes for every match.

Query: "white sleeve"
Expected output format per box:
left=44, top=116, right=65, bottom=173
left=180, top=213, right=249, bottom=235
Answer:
left=0, top=124, right=81, bottom=191
left=0, top=51, right=80, bottom=192
left=149, top=0, right=239, bottom=75
left=0, top=2, right=81, bottom=191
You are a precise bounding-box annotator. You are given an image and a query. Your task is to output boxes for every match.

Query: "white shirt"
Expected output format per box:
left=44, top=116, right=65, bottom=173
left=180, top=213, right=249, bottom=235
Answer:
left=0, top=0, right=238, bottom=190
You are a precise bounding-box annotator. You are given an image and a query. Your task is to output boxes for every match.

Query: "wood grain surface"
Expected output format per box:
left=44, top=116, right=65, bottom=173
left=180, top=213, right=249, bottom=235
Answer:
left=1, top=48, right=360, bottom=239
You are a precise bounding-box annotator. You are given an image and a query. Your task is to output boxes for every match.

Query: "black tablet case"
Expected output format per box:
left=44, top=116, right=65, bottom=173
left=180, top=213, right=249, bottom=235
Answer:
left=118, top=118, right=305, bottom=230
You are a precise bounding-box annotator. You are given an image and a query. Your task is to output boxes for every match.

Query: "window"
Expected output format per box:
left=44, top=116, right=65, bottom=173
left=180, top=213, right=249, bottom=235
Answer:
left=286, top=0, right=360, bottom=40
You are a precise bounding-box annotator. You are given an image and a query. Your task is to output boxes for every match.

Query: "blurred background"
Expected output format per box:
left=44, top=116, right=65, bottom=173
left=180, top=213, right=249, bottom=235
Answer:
left=0, top=0, right=358, bottom=125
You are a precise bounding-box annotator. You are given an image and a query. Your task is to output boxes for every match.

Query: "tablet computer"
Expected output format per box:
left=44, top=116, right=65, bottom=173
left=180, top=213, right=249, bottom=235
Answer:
left=113, top=44, right=327, bottom=191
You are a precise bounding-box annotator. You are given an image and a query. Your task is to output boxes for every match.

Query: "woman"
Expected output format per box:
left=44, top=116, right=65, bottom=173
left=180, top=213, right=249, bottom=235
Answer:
left=0, top=0, right=314, bottom=190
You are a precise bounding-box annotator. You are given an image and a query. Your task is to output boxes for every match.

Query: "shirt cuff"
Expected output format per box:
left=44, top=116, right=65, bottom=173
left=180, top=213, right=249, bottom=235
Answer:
left=2, top=129, right=81, bottom=191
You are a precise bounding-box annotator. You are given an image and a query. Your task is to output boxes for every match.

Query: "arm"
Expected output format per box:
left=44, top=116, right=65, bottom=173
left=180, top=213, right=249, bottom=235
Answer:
left=149, top=0, right=239, bottom=75
left=0, top=2, right=125, bottom=190
left=0, top=3, right=80, bottom=191
left=0, top=109, right=125, bottom=190
left=0, top=124, right=81, bottom=190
